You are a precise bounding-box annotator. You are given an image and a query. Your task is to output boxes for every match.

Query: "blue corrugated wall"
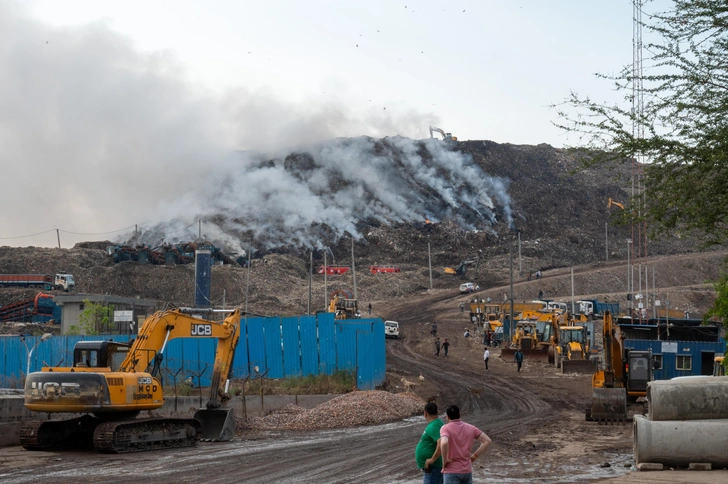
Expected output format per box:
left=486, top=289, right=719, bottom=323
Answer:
left=624, top=339, right=726, bottom=379
left=0, top=314, right=385, bottom=390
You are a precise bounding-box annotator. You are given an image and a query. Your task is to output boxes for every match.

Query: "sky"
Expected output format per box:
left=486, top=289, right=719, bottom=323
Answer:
left=0, top=0, right=669, bottom=248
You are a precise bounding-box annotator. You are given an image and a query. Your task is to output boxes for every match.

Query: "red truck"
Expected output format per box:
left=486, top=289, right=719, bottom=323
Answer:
left=0, top=273, right=75, bottom=291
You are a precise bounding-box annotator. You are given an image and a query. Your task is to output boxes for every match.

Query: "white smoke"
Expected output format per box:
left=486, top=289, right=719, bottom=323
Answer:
left=138, top=136, right=513, bottom=252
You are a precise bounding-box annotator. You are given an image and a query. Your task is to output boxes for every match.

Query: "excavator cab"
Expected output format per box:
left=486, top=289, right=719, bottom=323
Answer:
left=73, top=341, right=130, bottom=370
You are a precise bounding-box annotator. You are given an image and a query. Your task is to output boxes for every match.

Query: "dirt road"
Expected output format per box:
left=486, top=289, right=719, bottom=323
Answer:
left=0, top=288, right=645, bottom=483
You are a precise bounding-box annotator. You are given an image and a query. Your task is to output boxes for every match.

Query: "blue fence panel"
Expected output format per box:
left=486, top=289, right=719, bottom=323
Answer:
left=318, top=313, right=336, bottom=375
left=281, top=317, right=301, bottom=377
left=232, top=321, right=250, bottom=379
left=299, top=315, right=319, bottom=376
left=0, top=313, right=387, bottom=390
left=246, top=317, right=266, bottom=375
left=263, top=317, right=284, bottom=379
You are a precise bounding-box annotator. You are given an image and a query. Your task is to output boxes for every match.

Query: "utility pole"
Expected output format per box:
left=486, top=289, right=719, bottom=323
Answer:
left=198, top=219, right=201, bottom=240
left=56, top=229, right=61, bottom=249
left=351, top=237, right=357, bottom=300
left=245, top=245, right=251, bottom=312
left=627, top=239, right=632, bottom=311
left=324, top=249, right=328, bottom=311
left=571, top=267, right=575, bottom=314
left=652, top=264, right=656, bottom=319
left=427, top=236, right=433, bottom=289
left=308, top=250, right=312, bottom=315
left=605, top=222, right=609, bottom=261
left=517, top=231, right=522, bottom=273
left=509, top=243, right=514, bottom=342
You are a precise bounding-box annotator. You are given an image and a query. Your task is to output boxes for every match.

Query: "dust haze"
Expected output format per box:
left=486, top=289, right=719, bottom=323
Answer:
left=0, top=3, right=511, bottom=252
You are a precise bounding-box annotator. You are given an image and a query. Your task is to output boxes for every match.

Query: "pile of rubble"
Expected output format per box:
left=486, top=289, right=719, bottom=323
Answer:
left=242, top=390, right=424, bottom=431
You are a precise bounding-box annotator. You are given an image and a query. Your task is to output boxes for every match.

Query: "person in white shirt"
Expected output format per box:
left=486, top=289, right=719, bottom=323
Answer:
left=483, top=348, right=490, bottom=371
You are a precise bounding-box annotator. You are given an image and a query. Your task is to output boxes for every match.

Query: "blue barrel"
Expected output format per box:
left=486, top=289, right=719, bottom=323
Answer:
left=195, top=249, right=212, bottom=307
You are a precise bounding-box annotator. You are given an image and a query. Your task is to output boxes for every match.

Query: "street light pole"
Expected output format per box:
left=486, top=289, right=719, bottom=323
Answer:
left=627, top=239, right=632, bottom=311
left=22, top=333, right=52, bottom=376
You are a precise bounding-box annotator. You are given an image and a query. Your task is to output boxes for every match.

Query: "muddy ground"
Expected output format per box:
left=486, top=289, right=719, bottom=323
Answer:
left=0, top=285, right=645, bottom=484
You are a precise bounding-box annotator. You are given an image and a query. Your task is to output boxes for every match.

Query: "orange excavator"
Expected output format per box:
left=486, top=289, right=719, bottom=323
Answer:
left=21, top=308, right=241, bottom=453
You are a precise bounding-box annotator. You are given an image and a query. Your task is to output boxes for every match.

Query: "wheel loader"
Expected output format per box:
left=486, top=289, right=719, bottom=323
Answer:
left=586, top=311, right=655, bottom=423
left=549, top=318, right=597, bottom=374
left=21, top=308, right=241, bottom=453
left=500, top=311, right=558, bottom=362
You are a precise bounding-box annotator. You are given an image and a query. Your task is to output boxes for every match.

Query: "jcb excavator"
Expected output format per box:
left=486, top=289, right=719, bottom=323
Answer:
left=500, top=310, right=558, bottom=362
left=444, top=260, right=475, bottom=276
left=550, top=320, right=596, bottom=374
left=587, top=311, right=654, bottom=423
left=21, top=308, right=241, bottom=453
left=429, top=126, right=458, bottom=141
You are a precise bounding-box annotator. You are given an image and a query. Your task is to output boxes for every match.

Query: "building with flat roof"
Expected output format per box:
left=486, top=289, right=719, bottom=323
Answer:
left=53, top=294, right=161, bottom=335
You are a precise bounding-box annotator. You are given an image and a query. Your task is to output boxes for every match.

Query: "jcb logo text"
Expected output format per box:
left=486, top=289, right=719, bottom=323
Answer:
left=191, top=324, right=212, bottom=336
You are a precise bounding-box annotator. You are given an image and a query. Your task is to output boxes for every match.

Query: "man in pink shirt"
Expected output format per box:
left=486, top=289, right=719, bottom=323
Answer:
left=437, top=405, right=492, bottom=483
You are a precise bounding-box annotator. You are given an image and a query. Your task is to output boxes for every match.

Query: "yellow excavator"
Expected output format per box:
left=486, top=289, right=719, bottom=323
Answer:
left=550, top=322, right=596, bottom=374
left=429, top=126, right=458, bottom=141
left=607, top=198, right=625, bottom=210
left=587, top=311, right=654, bottom=423
left=21, top=308, right=241, bottom=453
left=500, top=310, right=559, bottom=362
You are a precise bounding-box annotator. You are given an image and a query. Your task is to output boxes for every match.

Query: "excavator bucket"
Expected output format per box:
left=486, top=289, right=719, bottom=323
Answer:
left=499, top=346, right=550, bottom=362
left=562, top=359, right=598, bottom=374
left=589, top=388, right=627, bottom=423
left=193, top=408, right=237, bottom=441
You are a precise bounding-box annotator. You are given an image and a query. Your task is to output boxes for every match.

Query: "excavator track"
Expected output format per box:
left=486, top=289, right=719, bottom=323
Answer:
left=93, top=418, right=201, bottom=453
left=20, top=416, right=98, bottom=451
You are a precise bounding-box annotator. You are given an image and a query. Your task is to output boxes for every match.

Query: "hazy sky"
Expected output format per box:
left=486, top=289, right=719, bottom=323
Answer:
left=1, top=0, right=667, bottom=248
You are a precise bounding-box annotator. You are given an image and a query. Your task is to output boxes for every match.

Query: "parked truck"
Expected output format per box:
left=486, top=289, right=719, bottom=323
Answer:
left=0, top=273, right=75, bottom=291
left=576, top=299, right=619, bottom=319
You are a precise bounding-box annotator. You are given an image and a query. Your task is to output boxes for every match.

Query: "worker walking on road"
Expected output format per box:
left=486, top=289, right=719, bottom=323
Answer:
left=514, top=349, right=524, bottom=373
left=431, top=322, right=438, bottom=336
left=483, top=347, right=490, bottom=371
left=427, top=405, right=492, bottom=483
left=442, top=339, right=450, bottom=357
left=435, top=338, right=441, bottom=357
left=368, top=303, right=372, bottom=315
left=415, top=402, right=444, bottom=484
left=459, top=302, right=464, bottom=314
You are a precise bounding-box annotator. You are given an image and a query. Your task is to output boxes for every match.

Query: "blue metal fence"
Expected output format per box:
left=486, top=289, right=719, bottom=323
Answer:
left=0, top=314, right=386, bottom=390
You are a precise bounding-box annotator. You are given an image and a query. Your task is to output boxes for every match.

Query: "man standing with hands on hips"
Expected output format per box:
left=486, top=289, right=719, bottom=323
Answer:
left=427, top=405, right=491, bottom=484
left=416, top=402, right=444, bottom=483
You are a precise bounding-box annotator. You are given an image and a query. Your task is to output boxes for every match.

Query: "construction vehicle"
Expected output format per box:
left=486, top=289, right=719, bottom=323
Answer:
left=587, top=310, right=655, bottom=423
left=318, top=266, right=350, bottom=275
left=0, top=273, right=75, bottom=291
left=328, top=289, right=359, bottom=320
left=550, top=322, right=596, bottom=374
left=576, top=299, right=620, bottom=319
left=20, top=308, right=241, bottom=453
left=369, top=266, right=401, bottom=274
left=0, top=292, right=60, bottom=323
left=500, top=310, right=559, bottom=362
left=607, top=198, right=625, bottom=210
left=445, top=260, right=475, bottom=276
left=429, top=126, right=457, bottom=141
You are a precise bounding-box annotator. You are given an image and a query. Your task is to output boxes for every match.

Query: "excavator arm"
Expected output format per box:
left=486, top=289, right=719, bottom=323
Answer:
left=120, top=309, right=241, bottom=408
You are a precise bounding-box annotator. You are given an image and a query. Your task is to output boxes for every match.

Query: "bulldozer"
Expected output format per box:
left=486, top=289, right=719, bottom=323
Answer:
left=328, top=289, right=359, bottom=320
left=20, top=308, right=241, bottom=453
left=587, top=311, right=655, bottom=423
left=500, top=310, right=558, bottom=362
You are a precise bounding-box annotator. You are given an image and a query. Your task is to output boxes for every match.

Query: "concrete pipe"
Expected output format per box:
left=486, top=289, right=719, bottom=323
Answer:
left=634, top=415, right=728, bottom=468
left=647, top=377, right=728, bottom=421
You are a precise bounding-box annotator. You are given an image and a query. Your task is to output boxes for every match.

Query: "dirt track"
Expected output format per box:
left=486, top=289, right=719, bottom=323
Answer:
left=0, top=287, right=644, bottom=483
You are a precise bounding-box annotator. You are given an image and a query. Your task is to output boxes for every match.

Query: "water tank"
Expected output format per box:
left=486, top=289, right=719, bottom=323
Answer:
left=194, top=249, right=212, bottom=308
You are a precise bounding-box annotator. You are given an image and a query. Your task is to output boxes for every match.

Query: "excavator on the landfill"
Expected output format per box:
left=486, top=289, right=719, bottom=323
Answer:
left=607, top=198, right=625, bottom=210
left=444, top=260, right=476, bottom=276
left=328, top=289, right=359, bottom=320
left=587, top=310, right=655, bottom=423
left=429, top=126, right=458, bottom=141
left=21, top=308, right=241, bottom=453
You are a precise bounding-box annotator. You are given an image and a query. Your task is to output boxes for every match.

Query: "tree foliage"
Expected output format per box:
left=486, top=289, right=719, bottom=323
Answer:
left=70, top=299, right=115, bottom=335
left=555, top=0, right=728, bottom=244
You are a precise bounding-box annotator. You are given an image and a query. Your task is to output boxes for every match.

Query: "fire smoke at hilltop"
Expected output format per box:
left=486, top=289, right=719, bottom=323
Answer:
left=136, top=136, right=513, bottom=252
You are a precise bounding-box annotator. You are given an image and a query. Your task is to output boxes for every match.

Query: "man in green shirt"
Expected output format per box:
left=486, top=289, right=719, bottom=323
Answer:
left=415, top=402, right=444, bottom=484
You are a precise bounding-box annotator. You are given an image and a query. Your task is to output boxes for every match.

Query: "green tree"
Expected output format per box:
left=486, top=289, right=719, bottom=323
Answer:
left=74, top=299, right=115, bottom=335
left=555, top=0, right=728, bottom=243
left=554, top=0, right=728, bottom=332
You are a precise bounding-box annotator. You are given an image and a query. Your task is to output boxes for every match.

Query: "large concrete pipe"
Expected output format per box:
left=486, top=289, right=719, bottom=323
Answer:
left=647, top=377, right=728, bottom=421
left=634, top=415, right=728, bottom=467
